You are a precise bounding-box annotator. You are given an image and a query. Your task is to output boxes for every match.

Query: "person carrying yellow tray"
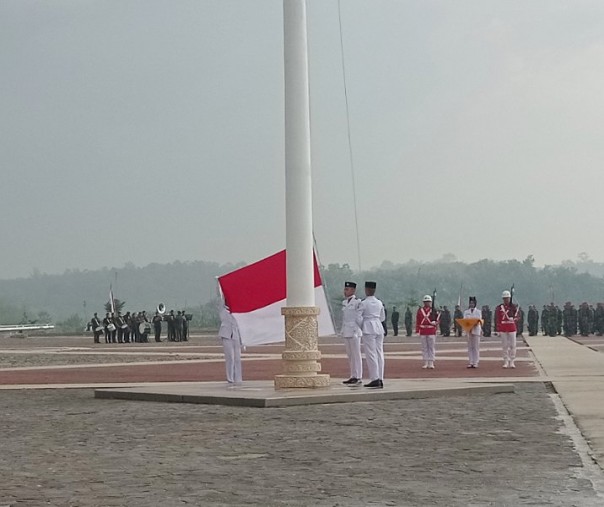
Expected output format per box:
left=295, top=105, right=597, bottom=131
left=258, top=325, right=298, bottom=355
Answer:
left=456, top=297, right=483, bottom=368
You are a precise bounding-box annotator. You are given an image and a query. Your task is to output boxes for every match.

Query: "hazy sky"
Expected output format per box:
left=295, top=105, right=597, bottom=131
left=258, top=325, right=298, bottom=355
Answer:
left=2, top=0, right=604, bottom=280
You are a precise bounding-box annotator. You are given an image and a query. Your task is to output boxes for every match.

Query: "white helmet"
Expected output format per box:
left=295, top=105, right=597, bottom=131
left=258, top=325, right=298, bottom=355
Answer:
left=502, top=290, right=511, bottom=298
left=423, top=295, right=432, bottom=302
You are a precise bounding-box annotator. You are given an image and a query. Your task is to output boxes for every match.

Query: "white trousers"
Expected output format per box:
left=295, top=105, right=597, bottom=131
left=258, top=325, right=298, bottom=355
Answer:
left=421, top=335, right=436, bottom=361
left=221, top=337, right=242, bottom=383
left=500, top=332, right=516, bottom=362
left=467, top=334, right=480, bottom=365
left=362, top=333, right=384, bottom=381
left=343, top=336, right=363, bottom=379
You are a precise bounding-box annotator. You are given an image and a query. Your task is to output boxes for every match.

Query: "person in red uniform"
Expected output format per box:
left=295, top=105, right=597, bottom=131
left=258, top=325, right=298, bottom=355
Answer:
left=416, top=295, right=440, bottom=369
left=495, top=290, right=519, bottom=368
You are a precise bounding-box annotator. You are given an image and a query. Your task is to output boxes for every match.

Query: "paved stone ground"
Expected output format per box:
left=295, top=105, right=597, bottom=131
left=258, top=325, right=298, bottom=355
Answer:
left=569, top=335, right=604, bottom=353
left=0, top=383, right=602, bottom=507
left=0, top=334, right=537, bottom=385
left=0, top=353, right=218, bottom=368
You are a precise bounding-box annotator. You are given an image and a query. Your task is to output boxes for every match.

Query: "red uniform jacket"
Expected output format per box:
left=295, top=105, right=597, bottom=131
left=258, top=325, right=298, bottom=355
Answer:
left=495, top=304, right=518, bottom=333
left=416, top=306, right=440, bottom=336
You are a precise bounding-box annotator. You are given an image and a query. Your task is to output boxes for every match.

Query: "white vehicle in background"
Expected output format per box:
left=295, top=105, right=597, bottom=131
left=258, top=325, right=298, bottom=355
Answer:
left=0, top=323, right=55, bottom=337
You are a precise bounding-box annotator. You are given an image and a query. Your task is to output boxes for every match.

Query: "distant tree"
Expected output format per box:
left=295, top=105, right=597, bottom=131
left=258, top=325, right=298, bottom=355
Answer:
left=0, top=298, right=24, bottom=325
left=104, top=299, right=125, bottom=314
left=56, top=313, right=85, bottom=334
left=191, top=299, right=220, bottom=330
left=37, top=311, right=52, bottom=323
left=523, top=255, right=535, bottom=268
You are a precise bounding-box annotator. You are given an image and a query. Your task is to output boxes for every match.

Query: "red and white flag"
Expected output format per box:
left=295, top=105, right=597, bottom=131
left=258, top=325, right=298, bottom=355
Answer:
left=217, top=250, right=335, bottom=346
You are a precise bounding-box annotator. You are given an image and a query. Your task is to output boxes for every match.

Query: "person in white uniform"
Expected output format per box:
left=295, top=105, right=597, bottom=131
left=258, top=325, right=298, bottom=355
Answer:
left=357, top=281, right=385, bottom=389
left=463, top=296, right=482, bottom=368
left=341, top=281, right=363, bottom=385
left=218, top=303, right=243, bottom=384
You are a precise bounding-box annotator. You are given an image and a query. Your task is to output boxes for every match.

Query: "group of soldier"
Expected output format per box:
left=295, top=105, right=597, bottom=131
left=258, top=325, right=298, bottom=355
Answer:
left=386, top=301, right=604, bottom=339
left=528, top=302, right=604, bottom=337
left=89, top=309, right=190, bottom=344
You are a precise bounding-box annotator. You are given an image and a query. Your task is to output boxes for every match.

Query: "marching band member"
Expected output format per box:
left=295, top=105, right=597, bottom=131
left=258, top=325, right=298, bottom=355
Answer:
left=115, top=312, right=126, bottom=343
left=463, top=296, right=482, bottom=368
left=357, top=281, right=385, bottom=388
left=218, top=302, right=243, bottom=384
left=102, top=312, right=111, bottom=344
left=153, top=311, right=163, bottom=342
left=340, top=281, right=363, bottom=385
left=495, top=290, right=519, bottom=368
left=91, top=313, right=102, bottom=344
left=416, top=295, right=439, bottom=369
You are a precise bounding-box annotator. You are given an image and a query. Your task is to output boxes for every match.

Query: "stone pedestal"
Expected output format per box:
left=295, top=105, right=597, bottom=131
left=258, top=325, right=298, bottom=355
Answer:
left=274, top=306, right=330, bottom=389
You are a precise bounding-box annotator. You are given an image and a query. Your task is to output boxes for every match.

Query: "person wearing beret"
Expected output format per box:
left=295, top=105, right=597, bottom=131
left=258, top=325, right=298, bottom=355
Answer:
left=463, top=296, right=482, bottom=368
left=340, top=281, right=363, bottom=385
left=357, top=281, right=385, bottom=388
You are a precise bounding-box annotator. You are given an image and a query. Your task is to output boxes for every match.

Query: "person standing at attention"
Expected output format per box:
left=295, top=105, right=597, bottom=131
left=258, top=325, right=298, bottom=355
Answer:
left=416, top=295, right=440, bottom=369
left=340, top=282, right=363, bottom=385
left=357, top=281, right=385, bottom=389
left=495, top=290, right=518, bottom=368
left=218, top=302, right=243, bottom=384
left=463, top=296, right=482, bottom=368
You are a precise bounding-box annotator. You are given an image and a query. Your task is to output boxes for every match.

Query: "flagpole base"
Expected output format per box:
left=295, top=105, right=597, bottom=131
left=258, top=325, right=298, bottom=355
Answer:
left=274, top=306, right=330, bottom=389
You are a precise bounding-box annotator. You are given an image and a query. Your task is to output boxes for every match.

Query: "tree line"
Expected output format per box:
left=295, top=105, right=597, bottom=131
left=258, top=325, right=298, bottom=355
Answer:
left=2, top=255, right=604, bottom=333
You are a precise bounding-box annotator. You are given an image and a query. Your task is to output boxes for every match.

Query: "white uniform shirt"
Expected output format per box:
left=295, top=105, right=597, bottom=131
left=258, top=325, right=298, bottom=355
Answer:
left=463, top=307, right=482, bottom=335
left=357, top=296, right=386, bottom=335
left=341, top=295, right=362, bottom=338
left=218, top=307, right=241, bottom=341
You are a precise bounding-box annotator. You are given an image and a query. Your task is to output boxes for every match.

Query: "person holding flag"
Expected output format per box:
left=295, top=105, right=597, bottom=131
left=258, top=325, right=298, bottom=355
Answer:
left=218, top=301, right=243, bottom=384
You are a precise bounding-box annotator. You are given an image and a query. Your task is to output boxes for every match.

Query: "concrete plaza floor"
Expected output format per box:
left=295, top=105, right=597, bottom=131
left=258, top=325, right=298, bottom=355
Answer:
left=1, top=333, right=604, bottom=506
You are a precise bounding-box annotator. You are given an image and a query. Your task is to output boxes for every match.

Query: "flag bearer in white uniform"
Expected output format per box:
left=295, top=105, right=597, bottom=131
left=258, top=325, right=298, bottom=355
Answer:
left=218, top=303, right=243, bottom=384
left=463, top=296, right=482, bottom=368
left=416, top=295, right=440, bottom=369
left=357, top=281, right=385, bottom=388
left=341, top=281, right=363, bottom=385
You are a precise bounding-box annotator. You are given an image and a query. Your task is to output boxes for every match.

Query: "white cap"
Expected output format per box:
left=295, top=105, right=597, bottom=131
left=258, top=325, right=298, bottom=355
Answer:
left=502, top=290, right=511, bottom=298
left=423, top=295, right=432, bottom=302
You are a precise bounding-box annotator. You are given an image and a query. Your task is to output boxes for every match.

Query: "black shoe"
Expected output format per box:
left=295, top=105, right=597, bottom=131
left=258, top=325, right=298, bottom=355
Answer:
left=342, top=377, right=357, bottom=385
left=364, top=379, right=382, bottom=388
left=379, top=380, right=384, bottom=388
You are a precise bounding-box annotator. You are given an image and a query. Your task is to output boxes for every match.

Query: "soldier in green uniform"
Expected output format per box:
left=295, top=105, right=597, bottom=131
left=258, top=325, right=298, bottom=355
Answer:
left=578, top=302, right=591, bottom=336
left=556, top=306, right=562, bottom=335
left=527, top=305, right=538, bottom=336
left=545, top=303, right=557, bottom=337
left=453, top=305, right=463, bottom=337
left=482, top=305, right=492, bottom=337
left=516, top=307, right=525, bottom=337
left=594, top=303, right=604, bottom=336
left=440, top=306, right=451, bottom=337
left=562, top=302, right=573, bottom=337
left=404, top=307, right=413, bottom=337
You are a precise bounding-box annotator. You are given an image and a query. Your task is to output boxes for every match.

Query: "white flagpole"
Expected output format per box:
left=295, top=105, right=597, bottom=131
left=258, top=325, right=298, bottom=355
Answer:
left=276, top=0, right=329, bottom=389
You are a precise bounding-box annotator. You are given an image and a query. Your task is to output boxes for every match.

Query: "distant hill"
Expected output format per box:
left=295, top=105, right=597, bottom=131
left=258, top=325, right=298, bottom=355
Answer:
left=3, top=256, right=604, bottom=326
left=0, top=260, right=244, bottom=323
